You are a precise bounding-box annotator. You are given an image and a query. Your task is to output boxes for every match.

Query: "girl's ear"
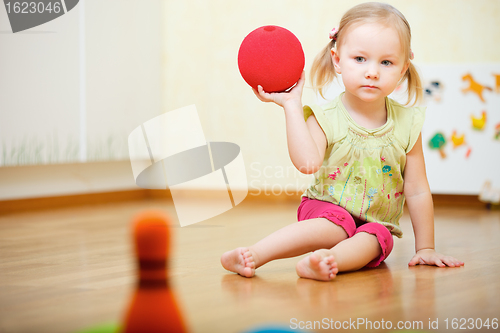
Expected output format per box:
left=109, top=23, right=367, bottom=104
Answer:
left=401, top=61, right=410, bottom=77
left=331, top=48, right=341, bottom=74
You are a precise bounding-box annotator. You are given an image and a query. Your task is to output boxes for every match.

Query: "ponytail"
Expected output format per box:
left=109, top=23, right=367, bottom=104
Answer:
left=402, top=62, right=423, bottom=106
left=310, top=40, right=337, bottom=100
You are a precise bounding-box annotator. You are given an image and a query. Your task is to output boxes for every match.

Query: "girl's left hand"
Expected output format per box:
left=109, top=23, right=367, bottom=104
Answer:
left=408, top=249, right=464, bottom=267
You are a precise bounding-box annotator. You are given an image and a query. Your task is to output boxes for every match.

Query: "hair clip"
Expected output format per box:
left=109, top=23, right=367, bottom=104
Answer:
left=329, top=27, right=338, bottom=40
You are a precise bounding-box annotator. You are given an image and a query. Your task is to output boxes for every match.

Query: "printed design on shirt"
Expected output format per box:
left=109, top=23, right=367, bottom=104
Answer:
left=365, top=187, right=378, bottom=220
left=327, top=168, right=341, bottom=180
left=316, top=156, right=404, bottom=223
left=350, top=181, right=360, bottom=215
left=328, top=185, right=335, bottom=196
left=358, top=179, right=368, bottom=219
left=382, top=165, right=392, bottom=193
left=339, top=166, right=354, bottom=203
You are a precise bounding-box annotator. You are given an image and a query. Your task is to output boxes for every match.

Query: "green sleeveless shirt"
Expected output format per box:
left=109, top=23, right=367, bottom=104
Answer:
left=302, top=93, right=426, bottom=238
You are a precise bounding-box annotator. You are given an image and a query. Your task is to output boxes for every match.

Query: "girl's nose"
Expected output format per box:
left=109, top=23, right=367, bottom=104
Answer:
left=365, top=65, right=379, bottom=79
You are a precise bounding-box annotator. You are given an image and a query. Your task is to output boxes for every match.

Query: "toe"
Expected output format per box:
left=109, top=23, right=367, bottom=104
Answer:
left=309, top=253, right=322, bottom=266
left=242, top=266, right=255, bottom=278
left=324, top=255, right=335, bottom=264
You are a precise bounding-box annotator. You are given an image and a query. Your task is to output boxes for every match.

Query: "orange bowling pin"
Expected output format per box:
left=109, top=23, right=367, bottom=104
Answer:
left=122, top=210, right=187, bottom=333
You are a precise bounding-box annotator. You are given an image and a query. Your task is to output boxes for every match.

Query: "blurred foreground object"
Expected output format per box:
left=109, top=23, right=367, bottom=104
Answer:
left=121, top=210, right=187, bottom=333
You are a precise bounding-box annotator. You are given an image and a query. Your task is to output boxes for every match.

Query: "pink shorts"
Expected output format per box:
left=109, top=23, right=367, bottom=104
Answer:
left=297, top=197, right=394, bottom=267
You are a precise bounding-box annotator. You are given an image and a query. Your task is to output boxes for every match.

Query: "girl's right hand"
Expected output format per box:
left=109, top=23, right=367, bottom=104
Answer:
left=252, top=71, right=305, bottom=109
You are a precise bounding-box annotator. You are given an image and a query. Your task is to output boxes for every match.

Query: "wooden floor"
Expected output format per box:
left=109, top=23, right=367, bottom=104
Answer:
left=0, top=198, right=499, bottom=333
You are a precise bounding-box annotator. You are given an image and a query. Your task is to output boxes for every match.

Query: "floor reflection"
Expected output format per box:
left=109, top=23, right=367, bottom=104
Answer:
left=220, top=263, right=404, bottom=323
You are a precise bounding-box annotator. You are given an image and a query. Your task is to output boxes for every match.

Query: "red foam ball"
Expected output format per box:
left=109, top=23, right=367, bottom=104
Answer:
left=238, top=25, right=305, bottom=93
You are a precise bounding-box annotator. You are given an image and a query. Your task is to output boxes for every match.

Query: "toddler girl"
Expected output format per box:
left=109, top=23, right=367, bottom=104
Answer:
left=221, top=2, right=464, bottom=281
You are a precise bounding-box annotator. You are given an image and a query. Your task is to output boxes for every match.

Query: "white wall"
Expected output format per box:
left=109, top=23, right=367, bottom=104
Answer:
left=0, top=0, right=162, bottom=165
left=0, top=0, right=162, bottom=199
left=0, top=1, right=80, bottom=165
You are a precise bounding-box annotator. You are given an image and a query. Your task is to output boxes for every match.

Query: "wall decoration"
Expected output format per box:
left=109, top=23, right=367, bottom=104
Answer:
left=416, top=65, right=500, bottom=194
left=465, top=147, right=472, bottom=159
left=423, top=80, right=444, bottom=103
left=493, top=74, right=500, bottom=94
left=494, top=123, right=500, bottom=141
left=471, top=110, right=487, bottom=131
left=451, top=130, right=466, bottom=148
left=429, top=132, right=447, bottom=159
left=462, top=73, right=493, bottom=102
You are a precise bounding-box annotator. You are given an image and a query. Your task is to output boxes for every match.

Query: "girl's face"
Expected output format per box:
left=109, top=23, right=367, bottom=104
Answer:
left=331, top=22, right=409, bottom=105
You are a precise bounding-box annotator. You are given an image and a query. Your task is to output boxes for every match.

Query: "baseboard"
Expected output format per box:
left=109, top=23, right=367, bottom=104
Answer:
left=0, top=189, right=151, bottom=215
left=431, top=194, right=486, bottom=208
left=0, top=189, right=486, bottom=215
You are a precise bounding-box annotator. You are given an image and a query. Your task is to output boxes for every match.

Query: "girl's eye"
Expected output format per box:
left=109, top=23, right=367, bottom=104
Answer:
left=382, top=60, right=392, bottom=66
left=355, top=57, right=365, bottom=63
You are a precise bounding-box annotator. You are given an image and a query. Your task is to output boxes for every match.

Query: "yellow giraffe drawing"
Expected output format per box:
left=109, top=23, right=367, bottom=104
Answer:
left=462, top=73, right=492, bottom=102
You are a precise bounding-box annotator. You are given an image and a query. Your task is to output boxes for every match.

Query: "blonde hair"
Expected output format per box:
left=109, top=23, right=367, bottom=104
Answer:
left=310, top=2, right=422, bottom=106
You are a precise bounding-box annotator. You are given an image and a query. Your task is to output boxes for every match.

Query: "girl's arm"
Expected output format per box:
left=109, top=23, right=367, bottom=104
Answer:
left=253, top=72, right=327, bottom=174
left=403, top=134, right=464, bottom=267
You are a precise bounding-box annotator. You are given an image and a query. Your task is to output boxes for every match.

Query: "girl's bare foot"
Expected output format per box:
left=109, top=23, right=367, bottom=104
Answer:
left=296, top=249, right=338, bottom=281
left=221, top=247, right=256, bottom=278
